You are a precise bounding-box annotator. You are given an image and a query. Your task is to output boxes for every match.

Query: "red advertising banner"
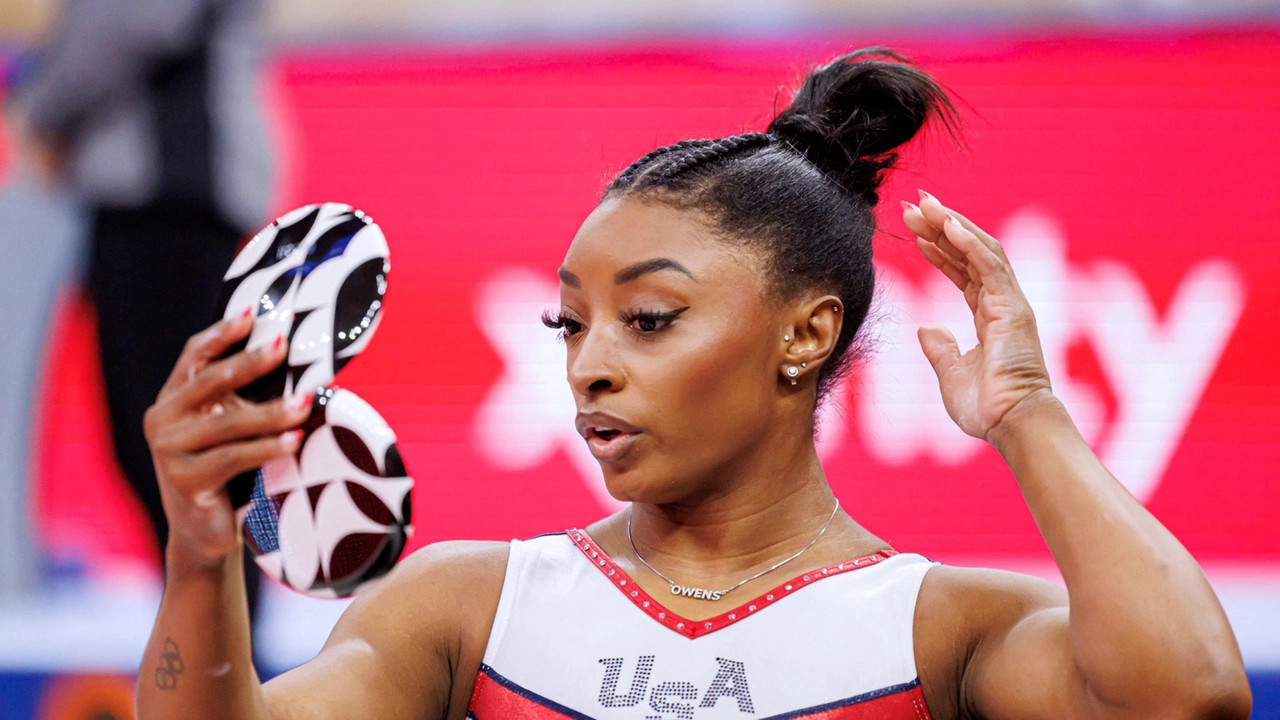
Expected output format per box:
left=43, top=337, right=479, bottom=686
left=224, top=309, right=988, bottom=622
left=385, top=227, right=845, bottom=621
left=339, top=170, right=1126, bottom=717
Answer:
left=29, top=30, right=1280, bottom=575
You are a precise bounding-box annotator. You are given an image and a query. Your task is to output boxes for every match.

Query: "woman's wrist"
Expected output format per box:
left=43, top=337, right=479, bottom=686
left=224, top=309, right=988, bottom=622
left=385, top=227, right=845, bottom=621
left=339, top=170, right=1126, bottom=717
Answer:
left=985, top=388, right=1074, bottom=459
left=165, top=536, right=243, bottom=585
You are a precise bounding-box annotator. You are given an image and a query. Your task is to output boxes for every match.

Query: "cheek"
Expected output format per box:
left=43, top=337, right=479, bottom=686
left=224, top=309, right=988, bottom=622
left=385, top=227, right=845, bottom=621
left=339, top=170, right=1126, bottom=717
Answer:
left=641, top=308, right=775, bottom=452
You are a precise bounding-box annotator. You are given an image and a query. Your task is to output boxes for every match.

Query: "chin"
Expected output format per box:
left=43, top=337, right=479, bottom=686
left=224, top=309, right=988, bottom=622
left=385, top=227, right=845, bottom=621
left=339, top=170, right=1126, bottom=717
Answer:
left=600, top=460, right=690, bottom=506
left=599, top=469, right=649, bottom=504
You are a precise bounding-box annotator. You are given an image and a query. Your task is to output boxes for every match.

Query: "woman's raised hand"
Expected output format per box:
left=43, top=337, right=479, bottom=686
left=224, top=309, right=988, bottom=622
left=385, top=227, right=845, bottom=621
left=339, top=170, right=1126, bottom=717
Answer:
left=900, top=191, right=1053, bottom=442
left=143, top=312, right=312, bottom=570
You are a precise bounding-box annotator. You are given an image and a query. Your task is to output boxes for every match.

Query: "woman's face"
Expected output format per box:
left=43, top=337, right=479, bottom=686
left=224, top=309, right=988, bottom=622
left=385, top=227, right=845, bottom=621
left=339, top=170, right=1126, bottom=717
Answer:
left=555, top=195, right=789, bottom=504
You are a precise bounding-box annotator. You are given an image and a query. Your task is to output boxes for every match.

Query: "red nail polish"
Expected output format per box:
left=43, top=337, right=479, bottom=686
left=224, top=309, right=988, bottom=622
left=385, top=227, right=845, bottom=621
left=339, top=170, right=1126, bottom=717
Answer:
left=273, top=334, right=284, bottom=350
left=241, top=306, right=252, bottom=319
left=280, top=430, right=303, bottom=452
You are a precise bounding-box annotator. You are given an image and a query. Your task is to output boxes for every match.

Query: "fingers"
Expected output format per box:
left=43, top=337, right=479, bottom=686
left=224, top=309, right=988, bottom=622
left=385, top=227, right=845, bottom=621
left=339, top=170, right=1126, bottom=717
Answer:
left=905, top=195, right=967, bottom=267
left=918, top=324, right=960, bottom=377
left=903, top=199, right=980, bottom=303
left=171, top=332, right=288, bottom=412
left=167, top=394, right=312, bottom=454
left=168, top=431, right=303, bottom=495
left=908, top=191, right=1016, bottom=292
left=901, top=200, right=943, bottom=244
left=948, top=208, right=1007, bottom=260
left=159, top=310, right=255, bottom=402
left=940, top=215, right=1006, bottom=285
left=917, top=237, right=970, bottom=293
left=917, top=190, right=1010, bottom=264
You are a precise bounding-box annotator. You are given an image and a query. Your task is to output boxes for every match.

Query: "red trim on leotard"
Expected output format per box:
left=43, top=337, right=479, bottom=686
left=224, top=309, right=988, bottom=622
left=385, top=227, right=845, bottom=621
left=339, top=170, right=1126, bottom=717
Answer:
left=566, top=528, right=898, bottom=640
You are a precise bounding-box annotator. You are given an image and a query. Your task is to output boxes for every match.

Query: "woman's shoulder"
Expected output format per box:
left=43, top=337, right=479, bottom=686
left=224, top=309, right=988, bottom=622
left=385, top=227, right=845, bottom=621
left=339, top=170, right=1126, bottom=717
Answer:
left=379, top=531, right=590, bottom=601
left=917, top=563, right=1068, bottom=624
left=376, top=540, right=513, bottom=614
left=344, top=540, right=512, bottom=632
left=328, top=543, right=511, bottom=665
left=396, top=539, right=513, bottom=580
left=912, top=564, right=1070, bottom=720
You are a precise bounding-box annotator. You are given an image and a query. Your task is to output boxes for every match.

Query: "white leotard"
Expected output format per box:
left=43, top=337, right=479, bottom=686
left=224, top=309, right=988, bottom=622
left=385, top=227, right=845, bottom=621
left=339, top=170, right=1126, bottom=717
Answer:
left=467, top=530, right=937, bottom=720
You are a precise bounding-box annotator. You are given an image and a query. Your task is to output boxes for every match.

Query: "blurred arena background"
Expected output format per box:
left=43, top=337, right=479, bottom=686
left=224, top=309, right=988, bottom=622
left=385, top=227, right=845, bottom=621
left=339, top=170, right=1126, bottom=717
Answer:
left=1, top=0, right=1278, bottom=718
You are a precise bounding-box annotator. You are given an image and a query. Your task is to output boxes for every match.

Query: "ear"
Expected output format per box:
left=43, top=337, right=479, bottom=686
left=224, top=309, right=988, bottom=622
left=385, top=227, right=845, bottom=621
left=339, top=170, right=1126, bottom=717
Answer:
left=779, top=294, right=843, bottom=386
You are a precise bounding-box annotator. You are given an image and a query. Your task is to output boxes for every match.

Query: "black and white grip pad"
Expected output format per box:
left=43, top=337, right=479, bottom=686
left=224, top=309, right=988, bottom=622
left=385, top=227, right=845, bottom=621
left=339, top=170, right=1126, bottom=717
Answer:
left=214, top=203, right=413, bottom=598
left=242, top=387, right=413, bottom=599
left=214, top=203, right=389, bottom=404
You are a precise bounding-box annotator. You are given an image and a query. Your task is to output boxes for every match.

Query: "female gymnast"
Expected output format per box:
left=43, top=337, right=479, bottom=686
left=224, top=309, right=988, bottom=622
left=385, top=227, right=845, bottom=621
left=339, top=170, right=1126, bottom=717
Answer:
left=135, top=49, right=1251, bottom=720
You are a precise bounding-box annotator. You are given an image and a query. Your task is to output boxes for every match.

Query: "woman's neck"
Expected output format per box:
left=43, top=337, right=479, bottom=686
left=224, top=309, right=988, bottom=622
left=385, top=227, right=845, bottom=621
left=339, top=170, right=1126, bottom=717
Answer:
left=623, top=442, right=845, bottom=580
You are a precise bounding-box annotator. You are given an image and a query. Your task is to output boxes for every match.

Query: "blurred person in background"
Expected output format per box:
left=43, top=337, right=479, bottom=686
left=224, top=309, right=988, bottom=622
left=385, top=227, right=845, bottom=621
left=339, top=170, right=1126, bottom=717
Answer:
left=0, top=49, right=86, bottom=598
left=3, top=0, right=274, bottom=616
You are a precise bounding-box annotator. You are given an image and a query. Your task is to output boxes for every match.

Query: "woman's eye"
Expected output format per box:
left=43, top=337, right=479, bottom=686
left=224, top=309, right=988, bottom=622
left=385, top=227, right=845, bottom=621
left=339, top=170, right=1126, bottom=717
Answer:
left=622, top=307, right=690, bottom=336
left=633, top=314, right=661, bottom=332
left=540, top=310, right=584, bottom=342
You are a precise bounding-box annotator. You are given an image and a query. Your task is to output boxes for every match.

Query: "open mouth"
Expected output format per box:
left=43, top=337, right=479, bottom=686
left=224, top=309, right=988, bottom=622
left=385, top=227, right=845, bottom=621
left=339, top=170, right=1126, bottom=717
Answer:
left=585, top=427, right=641, bottom=461
left=591, top=428, right=623, bottom=441
left=576, top=411, right=642, bottom=462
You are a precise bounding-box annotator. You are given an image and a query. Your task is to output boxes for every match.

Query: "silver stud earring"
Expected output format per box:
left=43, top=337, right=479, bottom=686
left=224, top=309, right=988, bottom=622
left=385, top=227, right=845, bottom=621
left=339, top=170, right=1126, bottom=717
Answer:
left=786, top=366, right=799, bottom=385
left=783, top=335, right=791, bottom=342
left=801, top=362, right=807, bottom=368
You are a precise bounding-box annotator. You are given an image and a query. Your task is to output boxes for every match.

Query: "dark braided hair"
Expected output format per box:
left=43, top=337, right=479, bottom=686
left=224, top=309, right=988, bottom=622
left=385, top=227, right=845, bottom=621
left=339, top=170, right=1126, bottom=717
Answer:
left=604, top=48, right=957, bottom=404
left=614, top=134, right=774, bottom=189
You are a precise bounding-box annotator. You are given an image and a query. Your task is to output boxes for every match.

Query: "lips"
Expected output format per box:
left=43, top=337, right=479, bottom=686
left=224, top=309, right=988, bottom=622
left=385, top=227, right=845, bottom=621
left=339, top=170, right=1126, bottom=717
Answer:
left=576, top=411, right=642, bottom=462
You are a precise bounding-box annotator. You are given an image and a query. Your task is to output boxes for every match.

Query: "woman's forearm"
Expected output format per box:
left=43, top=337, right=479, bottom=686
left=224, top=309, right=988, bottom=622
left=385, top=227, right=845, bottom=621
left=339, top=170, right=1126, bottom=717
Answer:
left=989, top=390, right=1248, bottom=711
left=136, top=548, right=270, bottom=720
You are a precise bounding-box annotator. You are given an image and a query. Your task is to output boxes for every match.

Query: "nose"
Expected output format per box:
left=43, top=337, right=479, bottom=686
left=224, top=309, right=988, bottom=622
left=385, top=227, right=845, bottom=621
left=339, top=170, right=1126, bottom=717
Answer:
left=566, top=321, right=625, bottom=397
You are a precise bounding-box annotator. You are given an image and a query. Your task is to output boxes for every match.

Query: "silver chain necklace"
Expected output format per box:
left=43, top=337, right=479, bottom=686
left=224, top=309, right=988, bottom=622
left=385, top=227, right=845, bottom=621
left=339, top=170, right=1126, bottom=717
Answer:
left=626, top=498, right=841, bottom=602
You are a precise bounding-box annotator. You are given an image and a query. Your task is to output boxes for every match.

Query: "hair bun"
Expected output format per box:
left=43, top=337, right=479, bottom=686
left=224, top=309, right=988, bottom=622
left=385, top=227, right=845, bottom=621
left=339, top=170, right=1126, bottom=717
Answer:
left=767, top=48, right=956, bottom=207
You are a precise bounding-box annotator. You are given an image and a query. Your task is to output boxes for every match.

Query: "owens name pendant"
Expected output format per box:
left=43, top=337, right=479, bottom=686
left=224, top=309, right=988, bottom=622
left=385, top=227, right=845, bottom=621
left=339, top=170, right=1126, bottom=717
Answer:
left=670, top=584, right=724, bottom=601
left=627, top=498, right=841, bottom=603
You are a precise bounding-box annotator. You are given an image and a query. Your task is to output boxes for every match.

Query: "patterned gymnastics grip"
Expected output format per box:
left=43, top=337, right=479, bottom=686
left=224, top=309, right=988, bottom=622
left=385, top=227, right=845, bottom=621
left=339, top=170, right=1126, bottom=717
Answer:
left=238, top=386, right=414, bottom=598
left=210, top=203, right=390, bottom=509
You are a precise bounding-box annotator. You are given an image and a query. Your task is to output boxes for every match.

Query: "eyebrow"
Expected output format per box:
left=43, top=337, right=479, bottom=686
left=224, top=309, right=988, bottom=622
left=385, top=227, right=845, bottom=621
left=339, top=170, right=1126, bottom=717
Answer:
left=558, top=258, right=696, bottom=288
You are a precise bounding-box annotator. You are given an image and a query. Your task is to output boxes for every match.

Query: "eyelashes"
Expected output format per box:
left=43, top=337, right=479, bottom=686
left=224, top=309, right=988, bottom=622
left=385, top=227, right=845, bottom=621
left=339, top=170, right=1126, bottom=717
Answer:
left=541, top=307, right=690, bottom=343
left=540, top=309, right=582, bottom=343
left=619, top=307, right=690, bottom=336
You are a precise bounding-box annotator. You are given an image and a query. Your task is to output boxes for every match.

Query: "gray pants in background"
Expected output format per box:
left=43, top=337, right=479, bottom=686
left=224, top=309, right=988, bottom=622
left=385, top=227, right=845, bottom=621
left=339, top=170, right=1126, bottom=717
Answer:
left=0, top=172, right=86, bottom=598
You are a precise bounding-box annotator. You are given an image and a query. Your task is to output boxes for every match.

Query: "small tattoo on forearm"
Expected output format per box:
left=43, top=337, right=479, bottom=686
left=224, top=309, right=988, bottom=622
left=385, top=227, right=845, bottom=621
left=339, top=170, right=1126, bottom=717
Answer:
left=155, top=637, right=186, bottom=690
